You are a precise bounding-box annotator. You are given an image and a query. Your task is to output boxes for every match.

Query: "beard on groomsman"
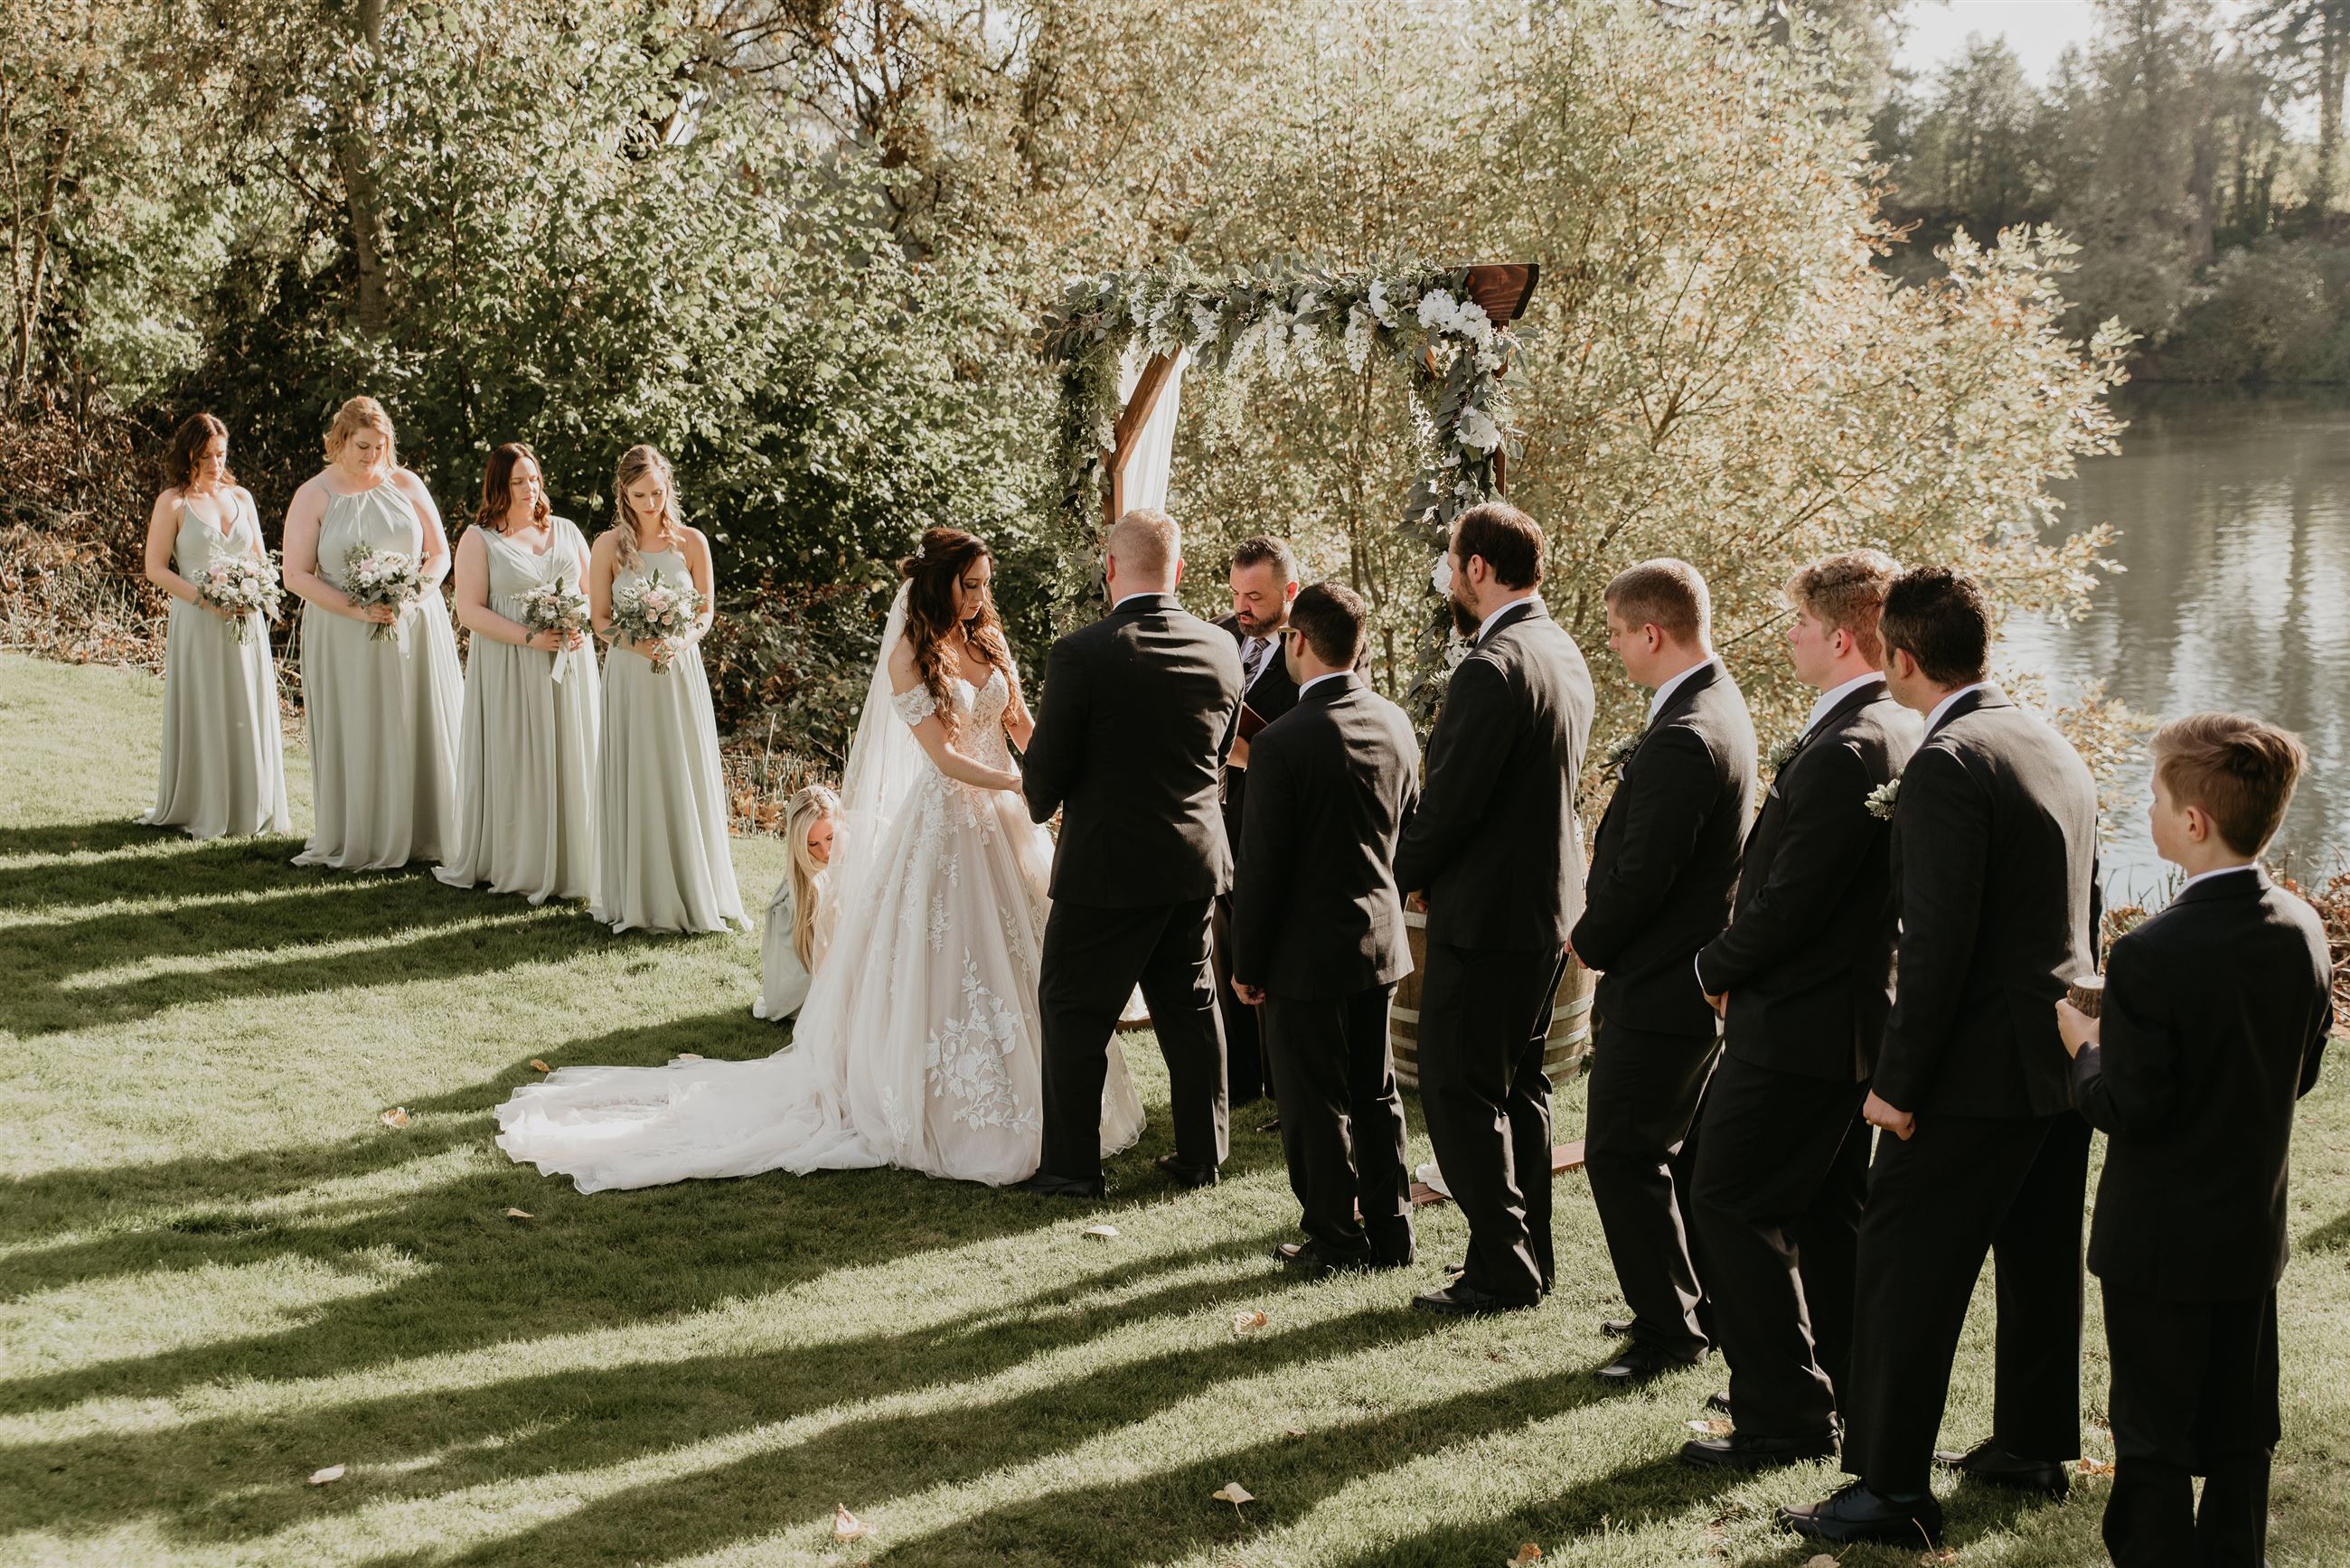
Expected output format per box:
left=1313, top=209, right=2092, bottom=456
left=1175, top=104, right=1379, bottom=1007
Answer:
left=1230, top=582, right=1420, bottom=1274
left=1781, top=566, right=2101, bottom=1549
left=1678, top=550, right=1922, bottom=1471
left=1213, top=537, right=1302, bottom=1116
left=1570, top=559, right=1757, bottom=1384
left=1394, top=501, right=1594, bottom=1316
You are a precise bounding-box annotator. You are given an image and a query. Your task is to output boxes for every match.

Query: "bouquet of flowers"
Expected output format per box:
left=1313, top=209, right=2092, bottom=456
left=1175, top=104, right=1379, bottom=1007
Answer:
left=343, top=546, right=425, bottom=643
left=609, top=576, right=702, bottom=673
left=519, top=576, right=593, bottom=684
left=196, top=554, right=283, bottom=645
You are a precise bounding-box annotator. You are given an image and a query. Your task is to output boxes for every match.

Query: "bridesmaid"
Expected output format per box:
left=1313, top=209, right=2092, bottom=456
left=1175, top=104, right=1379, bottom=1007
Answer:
left=137, top=412, right=291, bottom=840
left=587, top=444, right=745, bottom=934
left=282, top=396, right=464, bottom=871
left=435, top=443, right=599, bottom=902
left=754, top=784, right=841, bottom=1021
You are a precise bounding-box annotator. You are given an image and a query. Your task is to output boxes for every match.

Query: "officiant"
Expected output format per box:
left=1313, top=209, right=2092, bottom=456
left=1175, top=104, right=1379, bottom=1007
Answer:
left=1213, top=536, right=1302, bottom=1115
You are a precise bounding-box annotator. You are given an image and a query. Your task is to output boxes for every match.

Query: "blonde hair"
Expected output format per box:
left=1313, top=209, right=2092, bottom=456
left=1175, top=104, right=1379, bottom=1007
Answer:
left=2152, top=712, right=2308, bottom=856
left=324, top=397, right=396, bottom=470
left=784, top=784, right=841, bottom=971
left=1605, top=558, right=1711, bottom=646
left=1786, top=549, right=1900, bottom=665
left=1107, top=508, right=1179, bottom=583
left=610, top=444, right=679, bottom=572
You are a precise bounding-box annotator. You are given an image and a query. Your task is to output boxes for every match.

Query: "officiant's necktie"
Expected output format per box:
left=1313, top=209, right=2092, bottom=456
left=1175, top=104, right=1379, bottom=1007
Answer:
left=1241, top=636, right=1268, bottom=690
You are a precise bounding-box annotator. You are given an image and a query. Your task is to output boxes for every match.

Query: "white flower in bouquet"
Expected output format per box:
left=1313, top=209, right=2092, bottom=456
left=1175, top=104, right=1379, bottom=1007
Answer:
left=1866, top=776, right=1901, bottom=821
left=196, top=554, right=283, bottom=645
left=611, top=576, right=704, bottom=673
left=342, top=546, right=425, bottom=643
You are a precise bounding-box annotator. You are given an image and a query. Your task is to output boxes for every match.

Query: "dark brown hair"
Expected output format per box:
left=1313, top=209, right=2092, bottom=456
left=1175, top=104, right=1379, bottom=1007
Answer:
left=475, top=442, right=552, bottom=535
left=1880, top=566, right=1992, bottom=687
left=1230, top=535, right=1299, bottom=584
left=1450, top=502, right=1544, bottom=589
left=1786, top=549, right=1899, bottom=664
left=1605, top=558, right=1711, bottom=645
left=903, top=527, right=1010, bottom=738
left=162, top=412, right=234, bottom=494
left=2153, top=711, right=2308, bottom=856
left=1289, top=581, right=1368, bottom=667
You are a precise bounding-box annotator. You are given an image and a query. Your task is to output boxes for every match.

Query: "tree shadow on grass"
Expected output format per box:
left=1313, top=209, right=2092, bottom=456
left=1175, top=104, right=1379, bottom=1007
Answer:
left=0, top=817, right=174, bottom=862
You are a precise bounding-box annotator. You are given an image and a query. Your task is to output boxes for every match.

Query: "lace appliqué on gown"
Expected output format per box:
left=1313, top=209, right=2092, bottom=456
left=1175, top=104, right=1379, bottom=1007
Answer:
left=926, top=953, right=1046, bottom=1133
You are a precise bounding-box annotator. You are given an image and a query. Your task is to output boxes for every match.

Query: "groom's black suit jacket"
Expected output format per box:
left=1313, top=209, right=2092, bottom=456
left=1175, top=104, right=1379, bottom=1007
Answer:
left=1696, top=677, right=1922, bottom=1082
left=2073, top=868, right=2332, bottom=1299
left=1570, top=660, right=1757, bottom=1038
left=1231, top=673, right=1419, bottom=1000
left=1392, top=598, right=1594, bottom=953
left=1874, top=686, right=2101, bottom=1118
left=1022, top=592, right=1246, bottom=907
left=1214, top=610, right=1300, bottom=847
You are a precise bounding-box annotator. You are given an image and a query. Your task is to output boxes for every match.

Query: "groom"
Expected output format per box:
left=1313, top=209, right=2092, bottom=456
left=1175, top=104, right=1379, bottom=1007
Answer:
left=1020, top=508, right=1247, bottom=1197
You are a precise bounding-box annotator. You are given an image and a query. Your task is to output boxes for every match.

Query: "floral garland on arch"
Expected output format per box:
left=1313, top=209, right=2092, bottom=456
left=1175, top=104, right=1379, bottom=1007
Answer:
left=1037, top=259, right=1533, bottom=707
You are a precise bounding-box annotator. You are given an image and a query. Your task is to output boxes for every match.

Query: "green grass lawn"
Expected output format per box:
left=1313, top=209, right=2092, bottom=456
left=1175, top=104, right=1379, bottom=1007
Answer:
left=4, top=650, right=2348, bottom=1567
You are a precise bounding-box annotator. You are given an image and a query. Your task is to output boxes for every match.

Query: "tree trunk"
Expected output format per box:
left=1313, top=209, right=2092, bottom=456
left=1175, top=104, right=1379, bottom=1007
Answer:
left=7, top=70, right=82, bottom=408
left=334, top=0, right=393, bottom=333
left=2318, top=7, right=2344, bottom=230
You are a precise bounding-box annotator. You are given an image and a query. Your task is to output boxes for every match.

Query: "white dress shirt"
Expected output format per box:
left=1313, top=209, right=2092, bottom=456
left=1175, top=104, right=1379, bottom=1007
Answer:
left=1646, top=656, right=1718, bottom=725
left=1474, top=594, right=1540, bottom=644
left=1801, top=671, right=1884, bottom=738
left=2178, top=863, right=2258, bottom=896
left=1297, top=671, right=1348, bottom=700
left=1924, top=681, right=1990, bottom=734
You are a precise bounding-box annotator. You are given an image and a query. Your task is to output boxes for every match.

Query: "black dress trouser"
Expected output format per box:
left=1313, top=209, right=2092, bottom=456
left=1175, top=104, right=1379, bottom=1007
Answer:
left=1414, top=939, right=1565, bottom=1303
left=1688, top=1053, right=1868, bottom=1438
left=1210, top=891, right=1271, bottom=1104
left=2101, top=1284, right=2279, bottom=1568
left=1036, top=895, right=1228, bottom=1188
left=1841, top=1108, right=2091, bottom=1496
left=1583, top=1018, right=1721, bottom=1358
left=1262, top=981, right=1413, bottom=1264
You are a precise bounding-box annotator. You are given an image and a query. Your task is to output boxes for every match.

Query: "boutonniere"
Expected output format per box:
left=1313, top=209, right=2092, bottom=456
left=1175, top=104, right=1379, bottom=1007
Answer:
left=1865, top=775, right=1901, bottom=821
left=1764, top=733, right=1802, bottom=775
left=1601, top=732, right=1640, bottom=780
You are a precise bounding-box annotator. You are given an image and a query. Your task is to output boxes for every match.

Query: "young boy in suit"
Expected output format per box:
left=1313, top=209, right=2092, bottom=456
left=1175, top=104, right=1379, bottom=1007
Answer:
left=2057, top=712, right=2335, bottom=1568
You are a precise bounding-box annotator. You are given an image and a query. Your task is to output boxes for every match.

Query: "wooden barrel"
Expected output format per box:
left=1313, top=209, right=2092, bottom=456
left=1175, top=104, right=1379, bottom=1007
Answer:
left=1389, top=907, right=1595, bottom=1092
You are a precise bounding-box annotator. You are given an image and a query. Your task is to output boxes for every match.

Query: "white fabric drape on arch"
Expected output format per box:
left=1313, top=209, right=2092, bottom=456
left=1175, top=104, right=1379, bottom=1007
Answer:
left=1115, top=345, right=1188, bottom=514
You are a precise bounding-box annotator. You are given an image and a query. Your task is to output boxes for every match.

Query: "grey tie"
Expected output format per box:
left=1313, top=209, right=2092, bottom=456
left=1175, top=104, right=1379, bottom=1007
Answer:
left=1241, top=636, right=1267, bottom=689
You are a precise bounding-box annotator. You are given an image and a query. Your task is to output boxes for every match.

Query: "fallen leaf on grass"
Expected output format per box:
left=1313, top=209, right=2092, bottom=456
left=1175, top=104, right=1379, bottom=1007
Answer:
left=1212, top=1481, right=1255, bottom=1514
left=1283, top=1426, right=1306, bottom=1438
left=529, top=1058, right=551, bottom=1074
left=379, top=1108, right=409, bottom=1129
left=503, top=1207, right=534, bottom=1220
left=1081, top=1224, right=1119, bottom=1240
left=676, top=1052, right=704, bottom=1061
left=1801, top=1555, right=1839, bottom=1568
left=1509, top=1545, right=1543, bottom=1566
left=1231, top=1310, right=1269, bottom=1335
left=1918, top=1552, right=1958, bottom=1566
left=832, top=1504, right=872, bottom=1542
left=307, top=1465, right=345, bottom=1486
left=2077, top=1458, right=2116, bottom=1476
left=1685, top=1417, right=1732, bottom=1435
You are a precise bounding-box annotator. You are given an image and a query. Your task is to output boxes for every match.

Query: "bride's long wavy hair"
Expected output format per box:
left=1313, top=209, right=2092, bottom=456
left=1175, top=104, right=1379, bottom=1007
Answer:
left=902, top=526, right=1009, bottom=740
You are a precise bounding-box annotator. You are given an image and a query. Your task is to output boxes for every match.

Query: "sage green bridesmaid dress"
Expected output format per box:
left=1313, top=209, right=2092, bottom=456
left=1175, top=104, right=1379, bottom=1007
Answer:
left=592, top=544, right=745, bottom=934
left=138, top=493, right=291, bottom=840
left=435, top=518, right=600, bottom=902
left=293, top=482, right=464, bottom=871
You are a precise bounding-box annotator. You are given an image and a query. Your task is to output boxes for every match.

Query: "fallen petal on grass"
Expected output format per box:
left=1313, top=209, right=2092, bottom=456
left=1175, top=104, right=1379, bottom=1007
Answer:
left=1686, top=1418, right=1732, bottom=1435
left=1801, top=1555, right=1839, bottom=1568
left=2077, top=1458, right=2116, bottom=1476
left=307, top=1464, right=345, bottom=1486
left=832, top=1504, right=872, bottom=1542
left=1509, top=1545, right=1543, bottom=1566
left=503, top=1207, right=534, bottom=1220
left=1231, top=1309, right=1270, bottom=1335
left=529, top=1058, right=551, bottom=1074
left=1081, top=1224, right=1119, bottom=1240
left=1212, top=1481, right=1255, bottom=1513
left=378, top=1108, right=409, bottom=1129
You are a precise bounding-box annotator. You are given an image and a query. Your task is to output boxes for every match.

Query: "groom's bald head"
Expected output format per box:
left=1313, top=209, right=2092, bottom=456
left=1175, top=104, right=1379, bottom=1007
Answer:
left=1106, top=509, right=1182, bottom=595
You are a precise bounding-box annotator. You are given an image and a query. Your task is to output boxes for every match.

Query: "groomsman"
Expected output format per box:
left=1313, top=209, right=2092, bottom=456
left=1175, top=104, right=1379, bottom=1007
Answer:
left=1213, top=536, right=1302, bottom=1113
left=1782, top=567, right=2100, bottom=1547
left=2056, top=714, right=2332, bottom=1568
left=1571, top=559, right=1757, bottom=1384
left=1020, top=508, right=1246, bottom=1197
left=1394, top=501, right=1594, bottom=1316
left=1230, top=582, right=1419, bottom=1273
left=1680, top=550, right=1920, bottom=1469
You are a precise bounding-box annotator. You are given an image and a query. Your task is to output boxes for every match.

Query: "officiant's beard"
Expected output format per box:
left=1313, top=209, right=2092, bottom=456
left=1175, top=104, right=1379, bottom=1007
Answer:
left=1449, top=590, right=1481, bottom=639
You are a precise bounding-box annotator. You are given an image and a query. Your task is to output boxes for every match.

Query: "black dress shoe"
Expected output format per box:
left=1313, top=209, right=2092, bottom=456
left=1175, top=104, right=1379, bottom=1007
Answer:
left=1679, top=1430, right=1836, bottom=1469
left=1935, top=1440, right=2071, bottom=1498
left=1411, top=1282, right=1538, bottom=1317
left=1155, top=1155, right=1218, bottom=1189
left=1600, top=1317, right=1634, bottom=1338
left=1777, top=1480, right=1943, bottom=1545
left=1272, top=1242, right=1358, bottom=1275
left=1013, top=1172, right=1104, bottom=1199
left=1706, top=1389, right=1732, bottom=1416
left=1594, top=1343, right=1708, bottom=1385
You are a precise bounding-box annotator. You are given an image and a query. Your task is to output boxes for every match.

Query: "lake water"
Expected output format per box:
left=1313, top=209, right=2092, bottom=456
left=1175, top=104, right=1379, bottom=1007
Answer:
left=2002, top=388, right=2350, bottom=897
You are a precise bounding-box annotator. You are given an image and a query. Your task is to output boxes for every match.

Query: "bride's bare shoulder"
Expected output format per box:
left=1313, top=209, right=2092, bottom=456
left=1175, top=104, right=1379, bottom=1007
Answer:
left=887, top=628, right=923, bottom=683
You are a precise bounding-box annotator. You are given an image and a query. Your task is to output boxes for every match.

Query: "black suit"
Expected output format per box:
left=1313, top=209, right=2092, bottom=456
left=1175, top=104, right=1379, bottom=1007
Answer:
left=1571, top=659, right=1757, bottom=1357
left=1232, top=672, right=1419, bottom=1264
left=1842, top=685, right=2101, bottom=1498
left=2073, top=868, right=2332, bottom=1568
left=1023, top=593, right=1246, bottom=1189
left=1392, top=597, right=1594, bottom=1303
left=1688, top=677, right=1921, bottom=1438
left=1212, top=611, right=1302, bottom=1104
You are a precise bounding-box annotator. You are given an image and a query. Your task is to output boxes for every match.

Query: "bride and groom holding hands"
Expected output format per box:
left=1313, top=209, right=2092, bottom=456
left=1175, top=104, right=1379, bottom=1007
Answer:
left=497, top=501, right=1593, bottom=1319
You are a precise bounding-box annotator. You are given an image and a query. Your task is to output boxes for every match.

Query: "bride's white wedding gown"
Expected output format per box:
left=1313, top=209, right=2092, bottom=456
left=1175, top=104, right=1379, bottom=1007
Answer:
left=495, top=636, right=1146, bottom=1192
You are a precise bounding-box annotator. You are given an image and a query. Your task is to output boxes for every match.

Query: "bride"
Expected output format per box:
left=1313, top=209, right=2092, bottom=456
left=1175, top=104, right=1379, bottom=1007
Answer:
left=494, top=527, right=1146, bottom=1190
